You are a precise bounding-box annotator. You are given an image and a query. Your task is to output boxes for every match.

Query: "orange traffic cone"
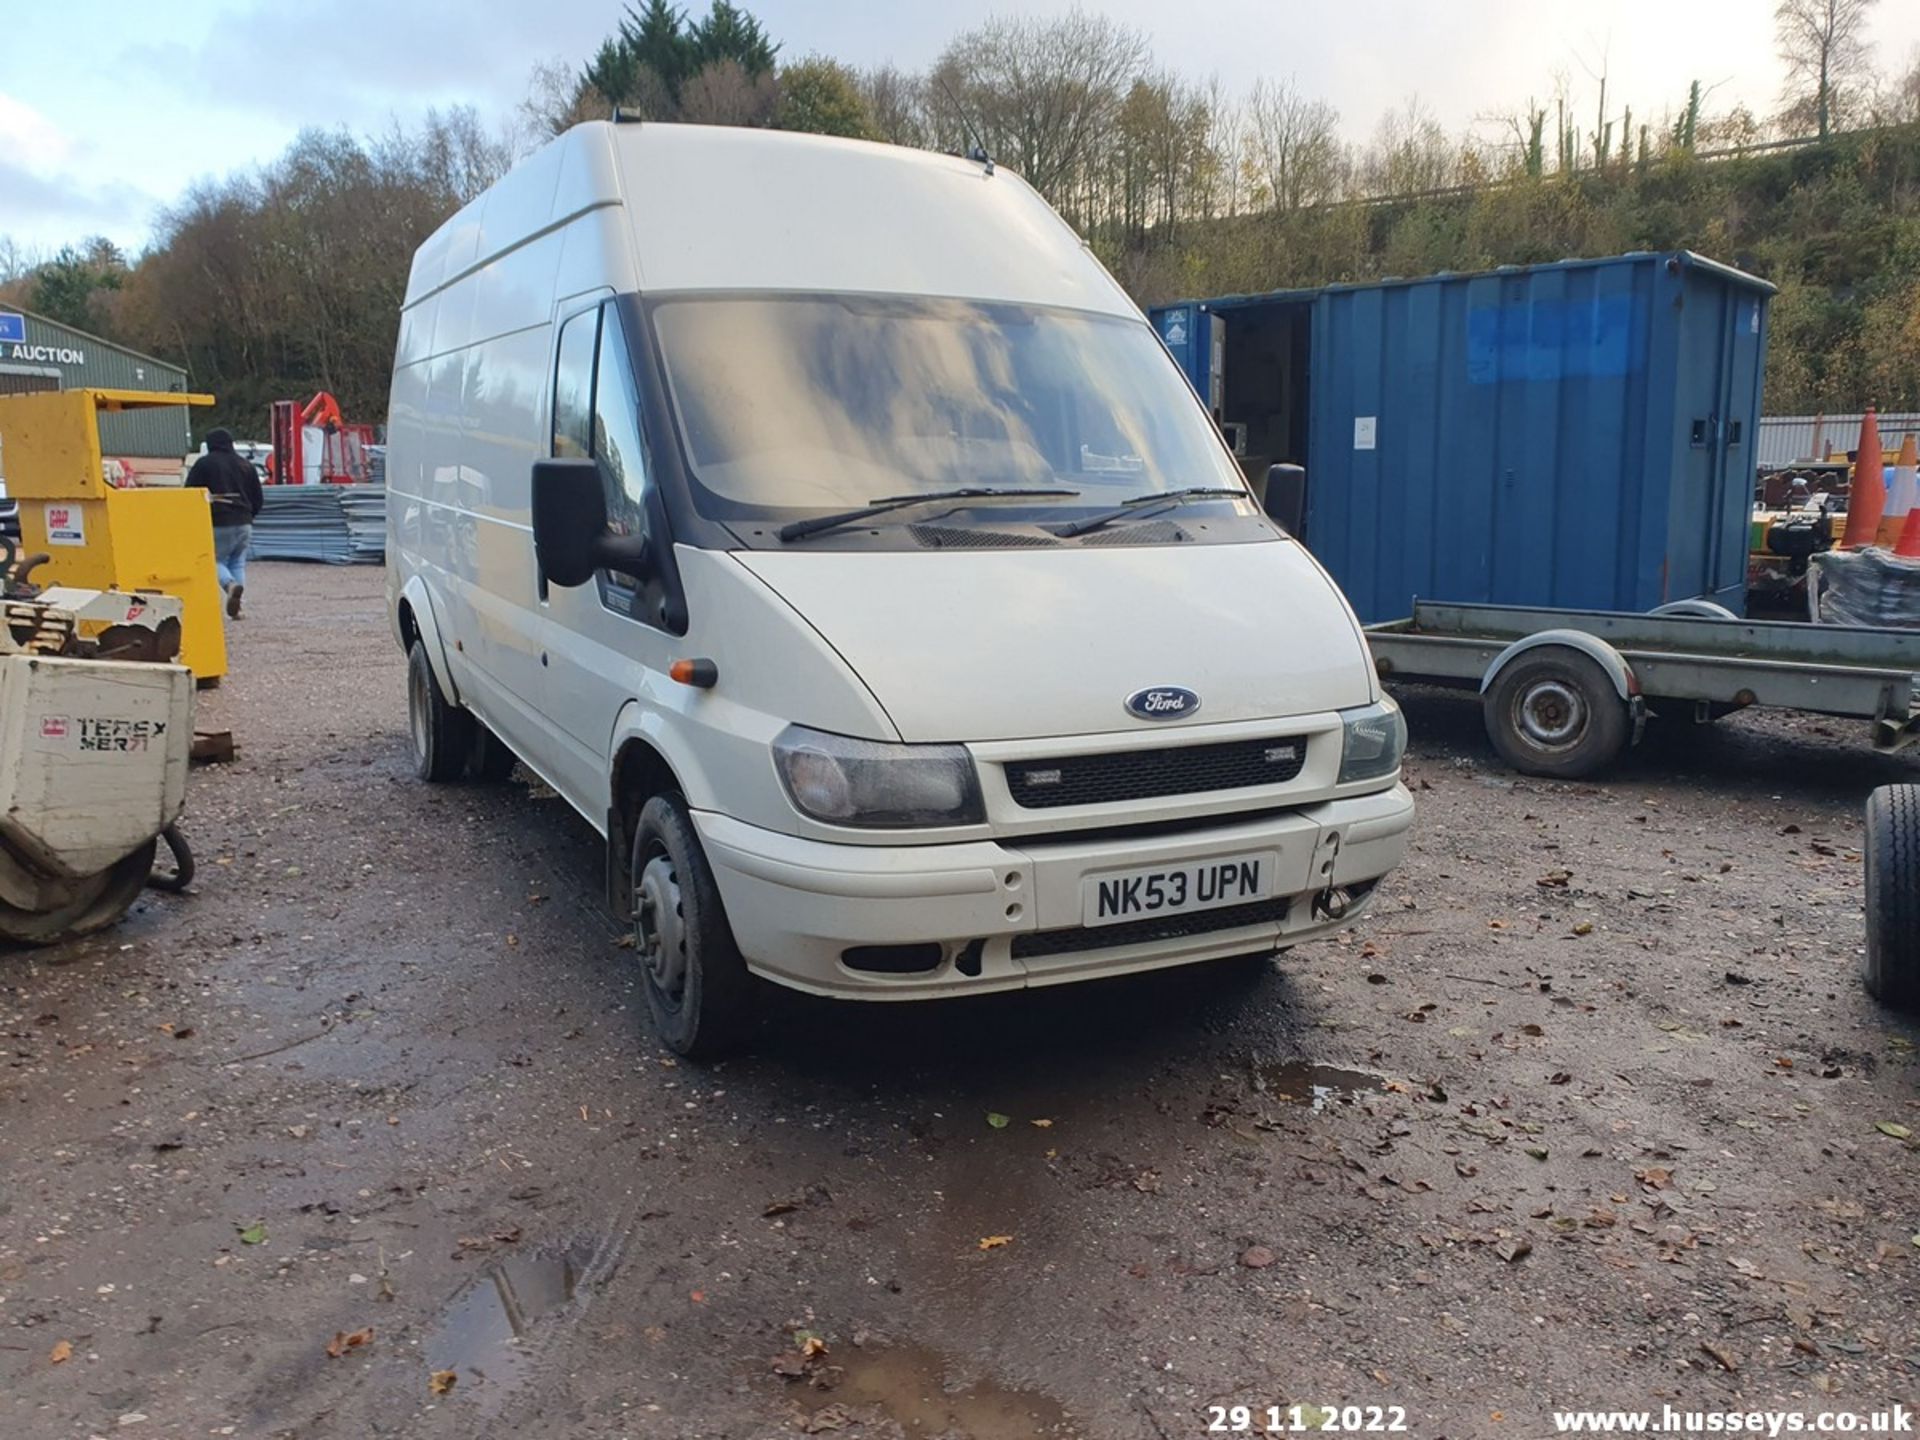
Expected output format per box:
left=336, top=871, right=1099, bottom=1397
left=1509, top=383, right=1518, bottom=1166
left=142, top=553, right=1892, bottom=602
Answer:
left=1841, top=407, right=1886, bottom=549
left=1899, top=491, right=1920, bottom=558
left=1881, top=433, right=1919, bottom=547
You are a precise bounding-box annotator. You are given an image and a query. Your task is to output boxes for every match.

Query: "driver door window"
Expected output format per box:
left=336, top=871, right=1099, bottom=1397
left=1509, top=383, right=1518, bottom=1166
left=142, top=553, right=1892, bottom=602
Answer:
left=592, top=306, right=652, bottom=563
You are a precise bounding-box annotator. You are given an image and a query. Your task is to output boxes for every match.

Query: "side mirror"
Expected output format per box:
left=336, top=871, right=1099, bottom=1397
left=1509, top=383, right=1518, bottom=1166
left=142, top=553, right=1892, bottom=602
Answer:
left=532, top=458, right=651, bottom=587
left=1265, top=463, right=1307, bottom=536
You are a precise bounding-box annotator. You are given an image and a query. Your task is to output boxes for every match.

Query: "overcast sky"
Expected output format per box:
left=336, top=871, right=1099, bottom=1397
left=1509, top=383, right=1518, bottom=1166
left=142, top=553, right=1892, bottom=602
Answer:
left=5, top=0, right=1918, bottom=255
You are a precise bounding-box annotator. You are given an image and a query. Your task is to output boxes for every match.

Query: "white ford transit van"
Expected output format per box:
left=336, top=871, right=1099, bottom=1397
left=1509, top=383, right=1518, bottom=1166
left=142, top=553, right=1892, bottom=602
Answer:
left=387, top=121, right=1413, bottom=1056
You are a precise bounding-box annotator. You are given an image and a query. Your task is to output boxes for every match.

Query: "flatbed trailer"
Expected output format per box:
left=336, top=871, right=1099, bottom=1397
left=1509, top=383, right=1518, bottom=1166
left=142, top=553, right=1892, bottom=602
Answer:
left=1366, top=600, right=1920, bottom=779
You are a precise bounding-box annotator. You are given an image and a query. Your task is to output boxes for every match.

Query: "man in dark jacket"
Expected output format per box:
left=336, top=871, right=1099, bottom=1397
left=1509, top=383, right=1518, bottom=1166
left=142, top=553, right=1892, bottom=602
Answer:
left=186, top=429, right=265, bottom=618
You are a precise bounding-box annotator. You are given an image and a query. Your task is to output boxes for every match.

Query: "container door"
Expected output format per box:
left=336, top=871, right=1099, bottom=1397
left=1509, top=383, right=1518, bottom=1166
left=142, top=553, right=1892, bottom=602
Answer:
left=1667, top=269, right=1767, bottom=608
left=1151, top=305, right=1224, bottom=415
left=1713, top=292, right=1766, bottom=603
left=1668, top=274, right=1735, bottom=604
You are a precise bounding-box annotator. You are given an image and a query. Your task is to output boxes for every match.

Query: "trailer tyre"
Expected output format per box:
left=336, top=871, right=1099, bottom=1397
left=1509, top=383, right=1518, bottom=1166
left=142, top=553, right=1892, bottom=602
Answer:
left=407, top=640, right=471, bottom=783
left=0, top=839, right=158, bottom=947
left=631, top=795, right=756, bottom=1059
left=1484, top=647, right=1631, bottom=779
left=1862, top=784, right=1920, bottom=1012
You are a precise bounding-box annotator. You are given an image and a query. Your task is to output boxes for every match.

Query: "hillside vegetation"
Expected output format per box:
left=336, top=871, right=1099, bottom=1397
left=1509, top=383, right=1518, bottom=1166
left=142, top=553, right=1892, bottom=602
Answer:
left=1106, top=124, right=1920, bottom=415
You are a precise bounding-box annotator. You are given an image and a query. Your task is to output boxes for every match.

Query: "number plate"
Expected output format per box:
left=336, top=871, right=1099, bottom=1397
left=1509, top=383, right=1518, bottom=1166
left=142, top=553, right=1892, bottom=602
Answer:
left=1080, top=851, right=1277, bottom=927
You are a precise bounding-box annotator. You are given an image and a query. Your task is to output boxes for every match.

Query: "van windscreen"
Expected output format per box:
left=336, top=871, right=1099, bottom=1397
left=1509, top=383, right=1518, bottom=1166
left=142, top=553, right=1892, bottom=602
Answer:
left=647, top=294, right=1248, bottom=525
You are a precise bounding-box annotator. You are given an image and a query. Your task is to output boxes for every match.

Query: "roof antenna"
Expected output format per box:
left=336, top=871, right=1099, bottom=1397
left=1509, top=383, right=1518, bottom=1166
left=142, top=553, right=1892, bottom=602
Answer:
left=935, top=75, right=993, bottom=175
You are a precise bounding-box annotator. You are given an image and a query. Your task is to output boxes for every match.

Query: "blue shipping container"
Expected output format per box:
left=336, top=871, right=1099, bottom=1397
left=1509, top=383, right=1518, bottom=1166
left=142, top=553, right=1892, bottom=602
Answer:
left=1150, top=251, right=1773, bottom=622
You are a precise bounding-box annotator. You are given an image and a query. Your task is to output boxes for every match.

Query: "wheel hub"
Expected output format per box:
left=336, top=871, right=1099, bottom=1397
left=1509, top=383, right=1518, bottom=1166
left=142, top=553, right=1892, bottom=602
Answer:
left=635, top=853, right=689, bottom=1006
left=1518, top=679, right=1587, bottom=748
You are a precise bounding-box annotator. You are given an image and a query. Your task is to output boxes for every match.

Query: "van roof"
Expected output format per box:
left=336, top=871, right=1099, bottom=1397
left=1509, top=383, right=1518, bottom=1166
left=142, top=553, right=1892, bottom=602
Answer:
left=404, top=122, right=1138, bottom=320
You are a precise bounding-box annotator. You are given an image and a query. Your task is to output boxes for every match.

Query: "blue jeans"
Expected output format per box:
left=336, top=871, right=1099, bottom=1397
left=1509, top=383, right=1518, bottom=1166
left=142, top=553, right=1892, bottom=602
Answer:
left=213, top=523, right=252, bottom=590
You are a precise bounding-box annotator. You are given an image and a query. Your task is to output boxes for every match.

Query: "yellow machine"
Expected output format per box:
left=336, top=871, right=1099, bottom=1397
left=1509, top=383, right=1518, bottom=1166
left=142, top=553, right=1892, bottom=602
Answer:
left=0, top=389, right=226, bottom=682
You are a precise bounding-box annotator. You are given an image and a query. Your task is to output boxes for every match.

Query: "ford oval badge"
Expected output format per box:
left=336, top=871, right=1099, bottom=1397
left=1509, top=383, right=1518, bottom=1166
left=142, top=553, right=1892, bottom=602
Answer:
left=1125, top=686, right=1200, bottom=721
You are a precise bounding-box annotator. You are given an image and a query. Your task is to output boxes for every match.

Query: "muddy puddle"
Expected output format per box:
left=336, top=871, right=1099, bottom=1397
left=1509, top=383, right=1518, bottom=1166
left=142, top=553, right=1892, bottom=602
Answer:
left=1252, top=1060, right=1384, bottom=1112
left=799, top=1341, right=1077, bottom=1438
left=425, top=1242, right=590, bottom=1409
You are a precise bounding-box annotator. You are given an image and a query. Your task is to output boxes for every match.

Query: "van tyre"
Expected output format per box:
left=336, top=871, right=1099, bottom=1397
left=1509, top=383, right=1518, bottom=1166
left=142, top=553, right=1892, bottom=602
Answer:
left=1862, top=784, right=1920, bottom=1012
left=468, top=723, right=519, bottom=782
left=631, top=795, right=755, bottom=1058
left=407, top=640, right=472, bottom=783
left=1484, top=648, right=1630, bottom=780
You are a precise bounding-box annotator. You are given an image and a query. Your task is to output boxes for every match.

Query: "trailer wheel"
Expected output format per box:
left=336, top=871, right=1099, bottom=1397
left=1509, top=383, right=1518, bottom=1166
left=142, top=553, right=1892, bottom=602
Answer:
left=1484, top=647, right=1631, bottom=779
left=1862, top=784, right=1920, bottom=1012
left=631, top=794, right=756, bottom=1059
left=0, top=838, right=158, bottom=947
left=408, top=640, right=472, bottom=783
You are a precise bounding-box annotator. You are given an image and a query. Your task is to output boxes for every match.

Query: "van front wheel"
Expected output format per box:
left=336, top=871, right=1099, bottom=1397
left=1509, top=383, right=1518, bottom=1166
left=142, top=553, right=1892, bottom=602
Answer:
left=407, top=640, right=472, bottom=783
left=631, top=795, right=755, bottom=1058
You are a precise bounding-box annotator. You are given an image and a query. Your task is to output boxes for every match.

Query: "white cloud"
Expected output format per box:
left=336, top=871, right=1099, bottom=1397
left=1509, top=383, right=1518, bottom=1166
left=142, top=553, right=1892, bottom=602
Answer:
left=0, top=92, right=73, bottom=173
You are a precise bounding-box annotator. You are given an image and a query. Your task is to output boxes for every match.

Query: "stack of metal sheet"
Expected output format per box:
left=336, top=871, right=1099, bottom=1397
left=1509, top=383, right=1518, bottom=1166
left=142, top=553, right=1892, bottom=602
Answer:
left=338, top=485, right=387, bottom=563
left=250, top=484, right=386, bottom=564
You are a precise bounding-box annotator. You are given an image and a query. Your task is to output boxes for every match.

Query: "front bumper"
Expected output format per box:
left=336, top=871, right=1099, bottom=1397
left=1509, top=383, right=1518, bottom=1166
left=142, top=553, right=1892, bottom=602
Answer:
left=693, top=784, right=1414, bottom=999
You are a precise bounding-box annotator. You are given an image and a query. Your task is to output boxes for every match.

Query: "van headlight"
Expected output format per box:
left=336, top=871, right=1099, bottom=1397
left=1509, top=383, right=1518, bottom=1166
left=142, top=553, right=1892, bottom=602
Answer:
left=773, top=725, right=985, bottom=827
left=1337, top=697, right=1406, bottom=785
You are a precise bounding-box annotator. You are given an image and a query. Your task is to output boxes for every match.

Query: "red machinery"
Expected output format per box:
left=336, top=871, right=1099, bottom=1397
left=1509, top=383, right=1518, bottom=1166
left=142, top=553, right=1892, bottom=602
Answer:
left=269, top=392, right=375, bottom=484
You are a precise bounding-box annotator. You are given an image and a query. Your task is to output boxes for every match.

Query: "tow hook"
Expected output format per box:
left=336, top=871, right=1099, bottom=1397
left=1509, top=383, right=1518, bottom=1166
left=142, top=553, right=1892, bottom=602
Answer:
left=1311, top=830, right=1346, bottom=921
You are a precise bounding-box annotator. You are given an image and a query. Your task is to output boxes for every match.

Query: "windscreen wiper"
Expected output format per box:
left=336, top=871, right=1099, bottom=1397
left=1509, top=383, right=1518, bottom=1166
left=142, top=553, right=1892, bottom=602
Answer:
left=777, top=487, right=1082, bottom=542
left=1052, top=486, right=1250, bottom=539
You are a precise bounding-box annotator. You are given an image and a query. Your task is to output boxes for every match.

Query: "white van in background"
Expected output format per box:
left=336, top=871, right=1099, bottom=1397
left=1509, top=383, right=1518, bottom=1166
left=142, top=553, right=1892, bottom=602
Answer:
left=386, top=121, right=1413, bottom=1056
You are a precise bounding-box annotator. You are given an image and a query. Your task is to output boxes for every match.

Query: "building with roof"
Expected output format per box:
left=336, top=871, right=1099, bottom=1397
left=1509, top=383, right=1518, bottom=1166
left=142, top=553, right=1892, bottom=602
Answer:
left=0, top=306, right=191, bottom=458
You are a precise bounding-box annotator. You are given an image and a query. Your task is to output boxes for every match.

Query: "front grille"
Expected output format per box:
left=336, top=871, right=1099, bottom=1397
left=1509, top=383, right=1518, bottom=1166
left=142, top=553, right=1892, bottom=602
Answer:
left=1004, top=734, right=1309, bottom=810
left=1012, top=895, right=1291, bottom=960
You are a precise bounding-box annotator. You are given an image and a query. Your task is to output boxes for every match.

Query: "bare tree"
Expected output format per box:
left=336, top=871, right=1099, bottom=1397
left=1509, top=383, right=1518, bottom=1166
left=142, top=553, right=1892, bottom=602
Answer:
left=1243, top=77, right=1343, bottom=211
left=518, top=59, right=601, bottom=146
left=1199, top=76, right=1247, bottom=218
left=858, top=65, right=930, bottom=148
left=1889, top=45, right=1920, bottom=124
left=678, top=59, right=780, bottom=126
left=1361, top=97, right=1456, bottom=196
left=1775, top=0, right=1878, bottom=139
left=927, top=12, right=1147, bottom=226
left=0, top=236, right=41, bottom=288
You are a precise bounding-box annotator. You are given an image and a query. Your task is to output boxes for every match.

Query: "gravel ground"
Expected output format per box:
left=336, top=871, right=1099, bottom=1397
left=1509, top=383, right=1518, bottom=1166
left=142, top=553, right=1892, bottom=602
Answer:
left=2, top=561, right=1917, bottom=1440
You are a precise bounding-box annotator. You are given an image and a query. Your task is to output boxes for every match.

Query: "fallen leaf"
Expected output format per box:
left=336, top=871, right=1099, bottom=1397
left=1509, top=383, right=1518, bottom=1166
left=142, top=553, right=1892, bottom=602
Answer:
left=236, top=1222, right=268, bottom=1246
left=325, top=1327, right=373, bottom=1359
left=978, top=1235, right=1012, bottom=1250
left=796, top=1330, right=828, bottom=1358
left=1240, top=1245, right=1276, bottom=1269
left=762, top=1198, right=801, bottom=1217
left=429, top=1369, right=457, bottom=1395
left=772, top=1352, right=808, bottom=1379
left=1700, top=1342, right=1739, bottom=1372
left=804, top=1404, right=854, bottom=1433
left=985, top=1112, right=1010, bottom=1130
left=1875, top=1121, right=1912, bottom=1140
left=1636, top=1167, right=1673, bottom=1191
left=49, top=1339, right=72, bottom=1364
left=1029, top=1118, right=1054, bottom=1129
